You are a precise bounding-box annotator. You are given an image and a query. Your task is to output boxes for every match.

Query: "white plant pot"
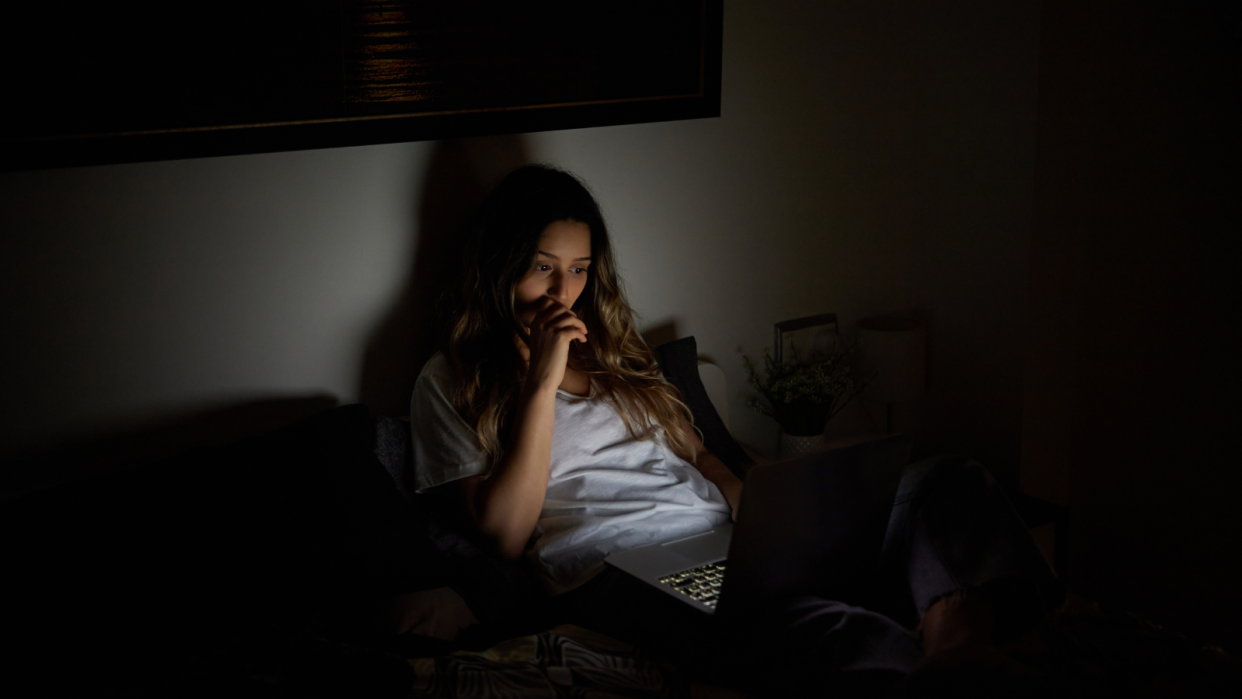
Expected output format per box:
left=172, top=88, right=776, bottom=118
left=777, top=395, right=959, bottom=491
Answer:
left=779, top=431, right=825, bottom=459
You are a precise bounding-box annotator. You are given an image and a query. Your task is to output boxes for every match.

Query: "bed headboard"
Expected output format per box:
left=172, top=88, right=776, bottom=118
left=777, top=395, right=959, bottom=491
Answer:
left=697, top=361, right=729, bottom=432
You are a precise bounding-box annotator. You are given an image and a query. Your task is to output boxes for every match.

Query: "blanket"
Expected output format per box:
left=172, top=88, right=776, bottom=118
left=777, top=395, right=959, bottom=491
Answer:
left=408, top=625, right=688, bottom=699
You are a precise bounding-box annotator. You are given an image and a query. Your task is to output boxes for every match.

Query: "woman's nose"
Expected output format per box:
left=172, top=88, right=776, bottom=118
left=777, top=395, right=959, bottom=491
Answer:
left=548, top=273, right=568, bottom=299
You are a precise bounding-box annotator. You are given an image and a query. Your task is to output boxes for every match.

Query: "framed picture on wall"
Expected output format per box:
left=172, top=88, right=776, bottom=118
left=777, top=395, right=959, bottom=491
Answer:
left=2, top=1, right=722, bottom=170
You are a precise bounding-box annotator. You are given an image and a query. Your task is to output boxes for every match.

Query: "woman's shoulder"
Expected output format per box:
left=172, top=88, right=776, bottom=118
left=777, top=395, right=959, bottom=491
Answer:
left=417, top=352, right=455, bottom=386
left=421, top=351, right=451, bottom=374
left=411, top=352, right=460, bottom=411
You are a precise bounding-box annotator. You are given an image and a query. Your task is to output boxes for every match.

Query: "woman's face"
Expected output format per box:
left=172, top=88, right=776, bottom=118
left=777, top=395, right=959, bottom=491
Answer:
left=514, top=220, right=592, bottom=329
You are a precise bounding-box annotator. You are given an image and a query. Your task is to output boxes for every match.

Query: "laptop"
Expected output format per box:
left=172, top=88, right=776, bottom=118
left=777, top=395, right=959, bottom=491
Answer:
left=604, top=433, right=913, bottom=616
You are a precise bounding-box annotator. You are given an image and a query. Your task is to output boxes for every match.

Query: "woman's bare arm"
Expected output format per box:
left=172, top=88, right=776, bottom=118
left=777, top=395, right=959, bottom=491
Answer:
left=444, top=298, right=587, bottom=560
left=447, top=384, right=558, bottom=560
left=679, top=416, right=744, bottom=521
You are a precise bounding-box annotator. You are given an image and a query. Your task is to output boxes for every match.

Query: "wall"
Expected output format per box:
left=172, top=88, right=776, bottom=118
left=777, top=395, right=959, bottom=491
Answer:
left=1024, top=0, right=1241, bottom=649
left=901, top=1, right=1041, bottom=489
left=1, top=2, right=1042, bottom=497
left=528, top=0, right=1043, bottom=487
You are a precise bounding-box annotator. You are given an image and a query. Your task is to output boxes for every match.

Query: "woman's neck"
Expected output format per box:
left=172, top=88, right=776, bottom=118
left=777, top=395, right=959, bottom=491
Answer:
left=558, top=364, right=591, bottom=397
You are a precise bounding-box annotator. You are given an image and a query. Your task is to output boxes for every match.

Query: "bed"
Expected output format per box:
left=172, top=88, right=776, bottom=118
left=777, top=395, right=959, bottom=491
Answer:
left=5, top=337, right=1236, bottom=697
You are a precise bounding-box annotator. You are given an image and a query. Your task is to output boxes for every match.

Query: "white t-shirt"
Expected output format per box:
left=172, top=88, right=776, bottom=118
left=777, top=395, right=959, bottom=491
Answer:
left=410, top=353, right=732, bottom=594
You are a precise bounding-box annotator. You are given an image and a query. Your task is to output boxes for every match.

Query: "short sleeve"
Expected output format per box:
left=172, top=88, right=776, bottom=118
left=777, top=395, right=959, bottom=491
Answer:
left=409, top=354, right=491, bottom=492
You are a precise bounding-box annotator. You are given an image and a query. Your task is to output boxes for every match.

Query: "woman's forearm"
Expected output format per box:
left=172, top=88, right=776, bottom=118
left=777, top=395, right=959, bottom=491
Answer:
left=678, top=416, right=743, bottom=518
left=469, top=383, right=558, bottom=559
left=694, top=450, right=744, bottom=516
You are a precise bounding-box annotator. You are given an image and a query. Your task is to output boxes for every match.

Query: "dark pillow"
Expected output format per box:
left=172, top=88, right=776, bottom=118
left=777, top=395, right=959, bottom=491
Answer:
left=8, top=406, right=440, bottom=613
left=7, top=405, right=450, bottom=694
left=654, top=336, right=755, bottom=479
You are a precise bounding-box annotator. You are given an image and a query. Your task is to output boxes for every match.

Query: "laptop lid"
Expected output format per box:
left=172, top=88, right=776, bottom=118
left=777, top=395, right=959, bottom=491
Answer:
left=715, top=432, right=912, bottom=616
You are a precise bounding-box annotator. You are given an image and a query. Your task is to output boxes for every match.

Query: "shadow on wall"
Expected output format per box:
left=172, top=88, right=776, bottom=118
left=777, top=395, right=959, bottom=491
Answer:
left=3, top=135, right=530, bottom=499
left=358, top=135, right=530, bottom=416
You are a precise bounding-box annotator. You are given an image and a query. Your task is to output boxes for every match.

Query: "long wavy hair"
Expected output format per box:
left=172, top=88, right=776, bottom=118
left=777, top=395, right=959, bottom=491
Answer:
left=442, top=164, right=697, bottom=467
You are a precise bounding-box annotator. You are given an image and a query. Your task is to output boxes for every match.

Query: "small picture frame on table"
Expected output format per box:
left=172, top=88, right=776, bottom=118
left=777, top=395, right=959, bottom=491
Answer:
left=773, top=313, right=840, bottom=365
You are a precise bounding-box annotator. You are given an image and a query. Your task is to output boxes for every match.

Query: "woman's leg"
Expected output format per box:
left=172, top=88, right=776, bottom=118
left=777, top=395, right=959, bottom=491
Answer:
left=743, top=454, right=1064, bottom=695
left=877, top=454, right=1064, bottom=642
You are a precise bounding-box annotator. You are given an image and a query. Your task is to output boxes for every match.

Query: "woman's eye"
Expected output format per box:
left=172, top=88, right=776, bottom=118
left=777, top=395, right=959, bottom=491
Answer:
left=537, top=264, right=552, bottom=272
left=572, top=267, right=586, bottom=274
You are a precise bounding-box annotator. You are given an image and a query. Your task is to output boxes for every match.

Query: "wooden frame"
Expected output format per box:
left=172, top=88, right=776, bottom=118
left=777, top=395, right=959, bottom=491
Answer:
left=1, top=1, right=723, bottom=171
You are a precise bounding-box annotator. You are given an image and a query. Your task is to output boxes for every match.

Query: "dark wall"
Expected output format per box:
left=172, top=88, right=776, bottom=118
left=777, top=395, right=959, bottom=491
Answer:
left=1028, top=1, right=1241, bottom=649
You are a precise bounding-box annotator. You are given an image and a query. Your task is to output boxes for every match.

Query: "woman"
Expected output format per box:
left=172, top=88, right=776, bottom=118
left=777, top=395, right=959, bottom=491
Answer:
left=411, top=164, right=1061, bottom=694
left=410, top=164, right=741, bottom=594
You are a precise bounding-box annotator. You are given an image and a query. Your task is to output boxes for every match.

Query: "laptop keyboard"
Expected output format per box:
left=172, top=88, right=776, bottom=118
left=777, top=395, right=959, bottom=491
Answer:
left=658, top=561, right=727, bottom=608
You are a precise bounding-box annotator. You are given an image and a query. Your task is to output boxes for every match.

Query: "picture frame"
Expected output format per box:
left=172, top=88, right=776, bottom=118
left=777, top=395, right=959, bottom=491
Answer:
left=773, top=313, right=840, bottom=366
left=2, top=1, right=723, bottom=171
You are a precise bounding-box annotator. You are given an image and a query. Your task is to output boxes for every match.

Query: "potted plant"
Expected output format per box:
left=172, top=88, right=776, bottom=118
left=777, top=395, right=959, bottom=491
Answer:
left=743, top=342, right=871, bottom=457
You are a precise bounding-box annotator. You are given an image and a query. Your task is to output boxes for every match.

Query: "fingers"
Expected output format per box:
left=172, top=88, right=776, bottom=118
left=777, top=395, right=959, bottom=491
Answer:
left=545, top=317, right=588, bottom=345
left=521, top=299, right=586, bottom=392
left=530, top=298, right=587, bottom=342
left=560, top=325, right=589, bottom=344
left=530, top=297, right=571, bottom=325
